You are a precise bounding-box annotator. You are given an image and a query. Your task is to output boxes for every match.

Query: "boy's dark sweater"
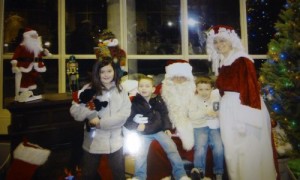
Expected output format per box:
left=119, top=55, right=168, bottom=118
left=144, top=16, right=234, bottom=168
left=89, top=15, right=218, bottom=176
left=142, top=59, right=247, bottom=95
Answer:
left=124, top=93, right=172, bottom=135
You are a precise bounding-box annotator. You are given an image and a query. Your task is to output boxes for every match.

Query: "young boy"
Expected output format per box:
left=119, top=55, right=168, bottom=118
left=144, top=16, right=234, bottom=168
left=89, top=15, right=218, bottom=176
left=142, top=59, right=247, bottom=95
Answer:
left=188, top=76, right=224, bottom=180
left=124, top=76, right=190, bottom=180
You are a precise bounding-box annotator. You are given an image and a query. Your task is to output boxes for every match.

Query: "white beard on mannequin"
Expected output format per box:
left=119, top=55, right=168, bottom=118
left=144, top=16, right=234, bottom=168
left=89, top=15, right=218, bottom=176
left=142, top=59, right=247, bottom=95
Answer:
left=161, top=78, right=196, bottom=150
left=23, top=36, right=43, bottom=57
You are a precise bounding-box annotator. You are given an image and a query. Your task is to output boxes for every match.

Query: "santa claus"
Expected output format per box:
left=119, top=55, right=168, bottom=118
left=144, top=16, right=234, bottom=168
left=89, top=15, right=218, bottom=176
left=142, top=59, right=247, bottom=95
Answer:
left=161, top=60, right=196, bottom=151
left=145, top=60, right=196, bottom=180
left=11, top=28, right=51, bottom=102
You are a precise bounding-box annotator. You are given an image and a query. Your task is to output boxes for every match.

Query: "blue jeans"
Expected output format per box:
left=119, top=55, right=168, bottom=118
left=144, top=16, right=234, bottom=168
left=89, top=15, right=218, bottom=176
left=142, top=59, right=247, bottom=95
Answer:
left=134, top=131, right=186, bottom=180
left=193, top=127, right=224, bottom=175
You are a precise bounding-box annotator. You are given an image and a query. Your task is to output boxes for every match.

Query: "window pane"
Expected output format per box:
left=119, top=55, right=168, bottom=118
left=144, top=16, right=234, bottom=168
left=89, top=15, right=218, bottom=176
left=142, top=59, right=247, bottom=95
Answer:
left=66, top=0, right=108, bottom=54
left=3, top=60, right=15, bottom=99
left=128, top=59, right=210, bottom=78
left=3, top=0, right=58, bottom=54
left=127, top=0, right=181, bottom=55
left=188, top=0, right=240, bottom=55
left=43, top=60, right=59, bottom=93
left=189, top=59, right=211, bottom=76
left=247, top=1, right=285, bottom=54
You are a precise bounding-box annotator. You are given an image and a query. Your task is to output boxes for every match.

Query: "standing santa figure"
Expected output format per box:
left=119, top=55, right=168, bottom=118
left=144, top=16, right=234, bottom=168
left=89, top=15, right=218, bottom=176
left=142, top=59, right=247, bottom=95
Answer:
left=11, top=28, right=51, bottom=102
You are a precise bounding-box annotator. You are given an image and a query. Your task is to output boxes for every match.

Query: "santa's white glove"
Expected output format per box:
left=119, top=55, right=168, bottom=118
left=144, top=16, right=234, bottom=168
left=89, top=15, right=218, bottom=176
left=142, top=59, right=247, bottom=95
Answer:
left=11, top=60, right=20, bottom=73
left=33, top=62, right=39, bottom=69
left=43, top=48, right=52, bottom=56
left=133, top=114, right=148, bottom=124
left=12, top=66, right=20, bottom=73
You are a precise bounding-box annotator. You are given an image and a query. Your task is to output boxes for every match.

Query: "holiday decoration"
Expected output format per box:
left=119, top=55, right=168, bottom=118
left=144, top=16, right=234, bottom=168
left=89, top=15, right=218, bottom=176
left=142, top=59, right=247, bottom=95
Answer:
left=272, top=120, right=293, bottom=156
left=6, top=141, right=51, bottom=180
left=66, top=55, right=79, bottom=92
left=96, top=29, right=127, bottom=78
left=11, top=28, right=51, bottom=102
left=72, top=88, right=108, bottom=132
left=259, top=0, right=300, bottom=157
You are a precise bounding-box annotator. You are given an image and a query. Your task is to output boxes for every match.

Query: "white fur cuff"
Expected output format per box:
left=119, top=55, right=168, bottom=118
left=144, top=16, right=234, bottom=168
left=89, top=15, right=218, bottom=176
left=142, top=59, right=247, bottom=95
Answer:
left=13, top=143, right=51, bottom=165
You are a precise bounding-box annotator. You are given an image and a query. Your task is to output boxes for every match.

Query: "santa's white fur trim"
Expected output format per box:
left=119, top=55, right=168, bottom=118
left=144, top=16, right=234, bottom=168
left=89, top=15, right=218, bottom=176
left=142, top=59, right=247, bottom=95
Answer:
left=33, top=62, right=47, bottom=72
left=11, top=59, right=17, bottom=65
left=165, top=63, right=193, bottom=80
left=176, top=120, right=194, bottom=150
left=13, top=143, right=50, bottom=165
left=23, top=30, right=38, bottom=38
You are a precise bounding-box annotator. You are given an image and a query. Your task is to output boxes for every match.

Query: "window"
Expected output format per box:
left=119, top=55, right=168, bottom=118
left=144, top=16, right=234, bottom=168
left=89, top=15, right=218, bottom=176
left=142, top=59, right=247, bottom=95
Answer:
left=127, top=0, right=181, bottom=55
left=246, top=0, right=286, bottom=54
left=66, top=0, right=107, bottom=54
left=1, top=0, right=281, bottom=108
left=188, top=0, right=240, bottom=54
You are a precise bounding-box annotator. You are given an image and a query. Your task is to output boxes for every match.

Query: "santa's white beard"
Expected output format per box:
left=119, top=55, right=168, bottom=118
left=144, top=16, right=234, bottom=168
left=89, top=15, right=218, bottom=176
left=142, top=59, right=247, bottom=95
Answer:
left=23, top=38, right=43, bottom=57
left=161, top=78, right=196, bottom=150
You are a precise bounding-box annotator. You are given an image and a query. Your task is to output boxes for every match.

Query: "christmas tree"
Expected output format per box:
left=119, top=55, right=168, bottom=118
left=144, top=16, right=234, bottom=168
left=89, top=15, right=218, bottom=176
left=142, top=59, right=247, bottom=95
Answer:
left=259, top=0, right=300, bottom=157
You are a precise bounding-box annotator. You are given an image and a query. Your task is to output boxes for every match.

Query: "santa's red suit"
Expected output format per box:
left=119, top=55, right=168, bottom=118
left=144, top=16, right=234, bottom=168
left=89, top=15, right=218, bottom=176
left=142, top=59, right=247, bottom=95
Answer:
left=11, top=29, right=47, bottom=94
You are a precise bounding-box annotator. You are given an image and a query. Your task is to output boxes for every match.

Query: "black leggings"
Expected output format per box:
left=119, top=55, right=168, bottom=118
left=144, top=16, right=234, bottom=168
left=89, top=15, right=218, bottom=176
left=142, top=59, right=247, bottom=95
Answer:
left=81, top=148, right=125, bottom=180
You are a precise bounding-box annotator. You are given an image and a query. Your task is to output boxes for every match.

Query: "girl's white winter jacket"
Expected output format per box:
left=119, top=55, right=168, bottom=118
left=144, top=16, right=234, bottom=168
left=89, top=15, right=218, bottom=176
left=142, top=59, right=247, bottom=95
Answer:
left=70, top=84, right=131, bottom=154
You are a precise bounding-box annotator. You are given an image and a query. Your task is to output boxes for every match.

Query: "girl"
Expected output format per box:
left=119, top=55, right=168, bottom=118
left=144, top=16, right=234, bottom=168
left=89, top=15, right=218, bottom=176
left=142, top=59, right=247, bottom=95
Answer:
left=70, top=57, right=131, bottom=180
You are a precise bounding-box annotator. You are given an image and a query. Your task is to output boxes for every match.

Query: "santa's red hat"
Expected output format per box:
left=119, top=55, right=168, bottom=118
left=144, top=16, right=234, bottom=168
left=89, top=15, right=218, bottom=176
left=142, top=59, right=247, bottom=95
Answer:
left=165, top=60, right=194, bottom=80
left=23, top=27, right=38, bottom=38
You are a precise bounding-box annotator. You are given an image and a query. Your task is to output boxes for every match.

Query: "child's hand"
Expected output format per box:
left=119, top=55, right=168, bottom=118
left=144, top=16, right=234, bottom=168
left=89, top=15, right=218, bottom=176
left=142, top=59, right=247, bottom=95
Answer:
left=137, top=123, right=145, bottom=132
left=89, top=117, right=101, bottom=128
left=165, top=130, right=172, bottom=137
left=207, top=110, right=218, bottom=118
left=133, top=114, right=148, bottom=124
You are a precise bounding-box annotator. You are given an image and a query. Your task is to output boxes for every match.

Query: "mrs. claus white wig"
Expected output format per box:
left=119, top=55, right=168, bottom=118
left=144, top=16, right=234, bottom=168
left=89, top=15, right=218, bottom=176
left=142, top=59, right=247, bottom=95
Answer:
left=206, top=25, right=246, bottom=75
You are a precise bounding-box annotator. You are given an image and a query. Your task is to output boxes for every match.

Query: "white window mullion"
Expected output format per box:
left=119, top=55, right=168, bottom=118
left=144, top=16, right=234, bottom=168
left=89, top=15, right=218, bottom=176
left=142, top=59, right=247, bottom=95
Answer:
left=181, top=0, right=189, bottom=60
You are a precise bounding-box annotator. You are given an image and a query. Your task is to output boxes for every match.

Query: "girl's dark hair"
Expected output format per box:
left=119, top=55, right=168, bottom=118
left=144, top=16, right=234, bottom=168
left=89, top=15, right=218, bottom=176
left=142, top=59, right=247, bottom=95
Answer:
left=91, top=57, right=121, bottom=95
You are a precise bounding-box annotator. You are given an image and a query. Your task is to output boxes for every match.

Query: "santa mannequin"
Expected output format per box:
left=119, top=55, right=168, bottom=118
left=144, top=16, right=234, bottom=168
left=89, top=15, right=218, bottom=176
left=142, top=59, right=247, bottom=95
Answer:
left=11, top=28, right=51, bottom=102
left=98, top=29, right=127, bottom=78
left=147, top=60, right=196, bottom=179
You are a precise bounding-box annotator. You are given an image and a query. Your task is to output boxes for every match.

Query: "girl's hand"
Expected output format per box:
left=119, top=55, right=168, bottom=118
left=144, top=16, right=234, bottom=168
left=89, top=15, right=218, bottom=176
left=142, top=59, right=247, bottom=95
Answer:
left=137, top=123, right=145, bottom=132
left=89, top=117, right=101, bottom=128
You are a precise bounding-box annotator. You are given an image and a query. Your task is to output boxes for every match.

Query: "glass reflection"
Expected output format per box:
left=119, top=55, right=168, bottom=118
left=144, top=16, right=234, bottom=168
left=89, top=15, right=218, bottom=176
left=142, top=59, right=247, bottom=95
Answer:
left=66, top=0, right=108, bottom=54
left=3, top=0, right=58, bottom=53
left=128, top=59, right=210, bottom=77
left=127, top=0, right=181, bottom=55
left=187, top=0, right=240, bottom=55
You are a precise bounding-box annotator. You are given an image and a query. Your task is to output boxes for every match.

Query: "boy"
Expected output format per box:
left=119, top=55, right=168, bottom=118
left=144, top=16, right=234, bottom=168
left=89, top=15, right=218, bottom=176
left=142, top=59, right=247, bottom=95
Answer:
left=188, top=76, right=224, bottom=180
left=124, top=76, right=189, bottom=180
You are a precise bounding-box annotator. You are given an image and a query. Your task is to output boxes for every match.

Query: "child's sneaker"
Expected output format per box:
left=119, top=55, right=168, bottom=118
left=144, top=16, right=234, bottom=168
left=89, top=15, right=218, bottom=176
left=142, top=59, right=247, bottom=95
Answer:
left=216, top=174, right=222, bottom=180
left=179, top=175, right=191, bottom=180
left=190, top=168, right=204, bottom=180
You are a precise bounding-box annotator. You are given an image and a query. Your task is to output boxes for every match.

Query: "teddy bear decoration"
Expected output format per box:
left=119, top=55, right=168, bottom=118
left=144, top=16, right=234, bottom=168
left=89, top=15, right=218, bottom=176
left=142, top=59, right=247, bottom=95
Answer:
left=72, top=88, right=108, bottom=132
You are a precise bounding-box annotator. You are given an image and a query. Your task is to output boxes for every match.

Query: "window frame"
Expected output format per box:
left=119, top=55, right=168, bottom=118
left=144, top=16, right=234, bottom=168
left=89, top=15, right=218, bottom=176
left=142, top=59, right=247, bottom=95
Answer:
left=0, top=0, right=268, bottom=109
